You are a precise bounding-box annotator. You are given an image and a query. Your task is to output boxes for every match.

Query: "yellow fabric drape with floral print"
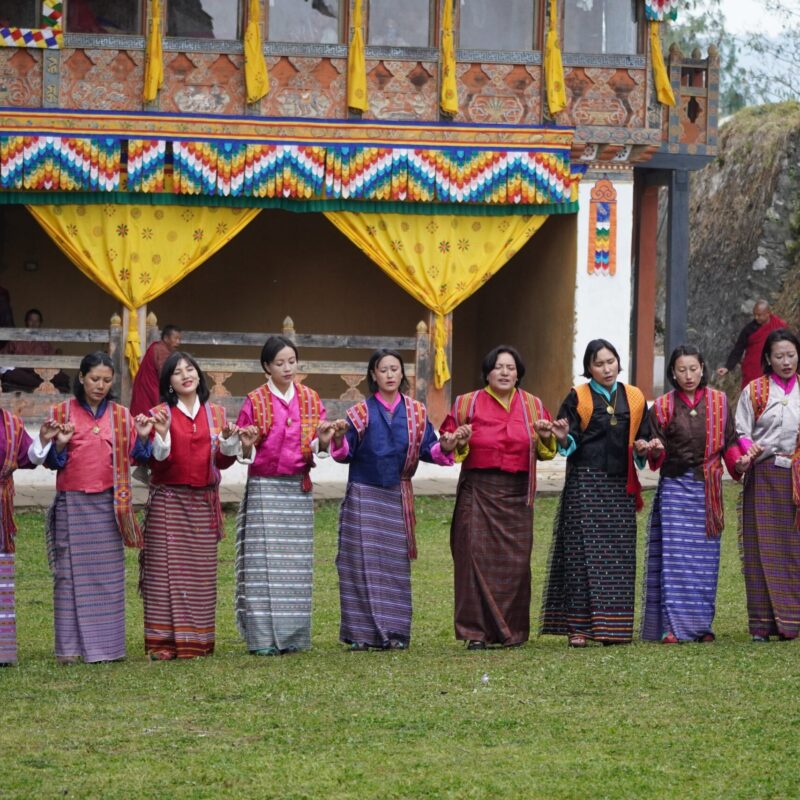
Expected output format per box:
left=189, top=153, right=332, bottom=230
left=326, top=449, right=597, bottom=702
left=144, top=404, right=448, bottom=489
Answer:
left=439, top=0, right=458, bottom=115
left=324, top=212, right=548, bottom=388
left=27, top=204, right=260, bottom=375
left=347, top=0, right=368, bottom=112
left=244, top=0, right=270, bottom=103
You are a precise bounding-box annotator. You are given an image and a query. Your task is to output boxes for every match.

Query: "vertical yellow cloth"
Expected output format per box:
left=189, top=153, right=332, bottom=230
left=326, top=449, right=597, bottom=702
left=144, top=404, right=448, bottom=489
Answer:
left=439, top=0, right=458, bottom=115
left=650, top=21, right=676, bottom=106
left=347, top=0, right=368, bottom=112
left=324, top=211, right=549, bottom=387
left=143, top=0, right=164, bottom=103
left=544, top=0, right=567, bottom=116
left=26, top=204, right=261, bottom=375
left=244, top=0, right=270, bottom=104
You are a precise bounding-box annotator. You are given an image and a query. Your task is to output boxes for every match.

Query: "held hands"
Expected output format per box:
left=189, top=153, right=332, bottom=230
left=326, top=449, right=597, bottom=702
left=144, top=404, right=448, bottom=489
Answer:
left=633, top=438, right=664, bottom=456
left=735, top=443, right=764, bottom=474
left=330, top=419, right=349, bottom=447
left=316, top=420, right=337, bottom=449
left=537, top=417, right=570, bottom=446
left=38, top=418, right=62, bottom=447
left=716, top=367, right=729, bottom=377
left=221, top=422, right=238, bottom=440
left=54, top=421, right=75, bottom=451
left=238, top=424, right=260, bottom=451
left=151, top=406, right=170, bottom=440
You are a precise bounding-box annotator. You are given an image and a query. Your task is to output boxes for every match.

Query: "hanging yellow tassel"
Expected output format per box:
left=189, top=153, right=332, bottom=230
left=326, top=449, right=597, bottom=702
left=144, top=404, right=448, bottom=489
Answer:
left=143, top=0, right=164, bottom=103
left=439, top=0, right=458, bottom=115
left=433, top=314, right=451, bottom=389
left=125, top=312, right=142, bottom=378
left=650, top=21, right=676, bottom=106
left=347, top=0, right=368, bottom=112
left=244, top=0, right=270, bottom=103
left=544, top=0, right=567, bottom=115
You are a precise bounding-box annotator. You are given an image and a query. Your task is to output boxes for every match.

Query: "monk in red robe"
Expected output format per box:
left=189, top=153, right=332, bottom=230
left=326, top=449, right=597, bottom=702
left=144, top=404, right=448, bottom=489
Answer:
left=717, top=300, right=787, bottom=388
left=129, top=325, right=182, bottom=416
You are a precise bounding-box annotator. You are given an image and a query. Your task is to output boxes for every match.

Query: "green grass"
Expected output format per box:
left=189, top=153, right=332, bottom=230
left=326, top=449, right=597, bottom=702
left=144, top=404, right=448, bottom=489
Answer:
left=2, top=485, right=798, bottom=799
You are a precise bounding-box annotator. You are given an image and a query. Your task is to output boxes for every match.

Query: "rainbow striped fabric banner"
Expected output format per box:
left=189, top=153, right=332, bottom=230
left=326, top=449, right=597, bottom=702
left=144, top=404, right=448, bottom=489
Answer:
left=587, top=179, right=616, bottom=276
left=1, top=135, right=580, bottom=208
left=644, top=0, right=679, bottom=21
left=0, top=0, right=63, bottom=49
left=0, top=135, right=120, bottom=190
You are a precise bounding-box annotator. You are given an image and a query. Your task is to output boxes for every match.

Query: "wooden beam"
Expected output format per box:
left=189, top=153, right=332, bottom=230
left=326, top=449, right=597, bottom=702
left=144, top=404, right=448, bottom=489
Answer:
left=664, top=168, right=690, bottom=386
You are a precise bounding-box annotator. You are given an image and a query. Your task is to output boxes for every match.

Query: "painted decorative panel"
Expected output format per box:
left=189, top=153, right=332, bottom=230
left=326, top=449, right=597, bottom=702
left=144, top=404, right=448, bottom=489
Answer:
left=560, top=67, right=646, bottom=129
left=258, top=56, right=347, bottom=119
left=363, top=60, right=437, bottom=121
left=0, top=48, right=43, bottom=107
left=587, top=178, right=616, bottom=276
left=454, top=63, right=542, bottom=125
left=59, top=48, right=144, bottom=110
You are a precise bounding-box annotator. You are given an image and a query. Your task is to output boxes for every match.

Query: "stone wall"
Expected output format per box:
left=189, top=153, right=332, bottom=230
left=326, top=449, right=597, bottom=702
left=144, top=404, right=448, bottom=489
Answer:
left=684, top=103, right=800, bottom=378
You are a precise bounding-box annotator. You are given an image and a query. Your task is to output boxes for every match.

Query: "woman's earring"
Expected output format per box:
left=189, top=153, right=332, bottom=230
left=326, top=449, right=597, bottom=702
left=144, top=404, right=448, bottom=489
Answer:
left=169, top=386, right=175, bottom=394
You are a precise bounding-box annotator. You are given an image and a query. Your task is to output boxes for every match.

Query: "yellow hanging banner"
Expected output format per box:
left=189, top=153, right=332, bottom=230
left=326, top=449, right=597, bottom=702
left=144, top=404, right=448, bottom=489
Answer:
left=545, top=0, right=567, bottom=116
left=143, top=0, right=164, bottom=103
left=347, top=0, right=368, bottom=112
left=439, top=0, right=458, bottom=115
left=650, top=21, right=676, bottom=106
left=244, top=0, right=270, bottom=104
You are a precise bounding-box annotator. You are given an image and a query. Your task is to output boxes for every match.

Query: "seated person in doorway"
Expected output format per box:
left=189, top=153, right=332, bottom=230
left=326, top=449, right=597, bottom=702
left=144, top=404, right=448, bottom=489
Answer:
left=129, top=324, right=183, bottom=416
left=1, top=309, right=70, bottom=394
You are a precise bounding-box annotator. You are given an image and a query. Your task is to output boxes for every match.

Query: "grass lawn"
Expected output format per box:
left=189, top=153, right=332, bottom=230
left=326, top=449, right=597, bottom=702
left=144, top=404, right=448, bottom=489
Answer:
left=2, top=484, right=798, bottom=799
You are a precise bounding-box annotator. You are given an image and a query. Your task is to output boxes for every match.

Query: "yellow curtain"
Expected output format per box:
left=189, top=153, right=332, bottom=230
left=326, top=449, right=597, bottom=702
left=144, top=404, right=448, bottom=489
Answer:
left=244, top=0, right=270, bottom=104
left=544, top=0, right=567, bottom=115
left=143, top=0, right=164, bottom=103
left=27, top=204, right=260, bottom=375
left=324, top=211, right=548, bottom=387
left=439, top=0, right=458, bottom=115
left=347, top=0, right=368, bottom=112
left=650, top=21, right=676, bottom=106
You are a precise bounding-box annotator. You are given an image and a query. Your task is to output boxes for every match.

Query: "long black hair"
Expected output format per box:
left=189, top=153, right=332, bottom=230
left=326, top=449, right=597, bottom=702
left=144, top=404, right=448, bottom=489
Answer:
left=761, top=328, right=800, bottom=374
left=73, top=351, right=116, bottom=403
left=480, top=345, right=526, bottom=387
left=366, top=348, right=409, bottom=394
left=666, top=344, right=708, bottom=390
left=159, top=350, right=210, bottom=405
left=582, top=338, right=622, bottom=379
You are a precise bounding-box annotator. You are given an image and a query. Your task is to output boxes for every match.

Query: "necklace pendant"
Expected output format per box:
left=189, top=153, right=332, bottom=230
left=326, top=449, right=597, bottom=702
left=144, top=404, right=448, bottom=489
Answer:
left=689, top=409, right=698, bottom=417
left=609, top=415, right=618, bottom=427
left=781, top=398, right=789, bottom=406
left=606, top=404, right=615, bottom=415
left=91, top=425, right=100, bottom=435
left=286, top=417, right=292, bottom=427
left=192, top=423, right=196, bottom=433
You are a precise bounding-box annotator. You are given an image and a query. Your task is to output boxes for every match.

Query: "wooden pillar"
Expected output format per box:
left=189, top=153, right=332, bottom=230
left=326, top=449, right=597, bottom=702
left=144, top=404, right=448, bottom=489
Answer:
left=664, top=168, right=689, bottom=386
left=633, top=180, right=659, bottom=397
left=424, top=311, right=452, bottom=429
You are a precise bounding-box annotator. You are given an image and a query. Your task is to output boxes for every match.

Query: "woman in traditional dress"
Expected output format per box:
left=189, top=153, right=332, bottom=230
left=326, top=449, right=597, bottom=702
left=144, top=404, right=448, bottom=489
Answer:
left=46, top=351, right=151, bottom=664
left=140, top=351, right=237, bottom=660
left=540, top=339, right=655, bottom=647
left=0, top=413, right=57, bottom=665
left=734, top=327, right=800, bottom=642
left=439, top=345, right=556, bottom=650
left=641, top=344, right=741, bottom=644
left=232, top=335, right=334, bottom=656
left=331, top=349, right=464, bottom=650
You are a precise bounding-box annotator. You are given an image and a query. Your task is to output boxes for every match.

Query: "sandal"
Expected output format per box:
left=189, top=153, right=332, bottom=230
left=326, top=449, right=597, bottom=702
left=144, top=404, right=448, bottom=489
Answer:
left=697, top=633, right=715, bottom=643
left=387, top=639, right=408, bottom=650
left=568, top=634, right=587, bottom=648
left=349, top=642, right=371, bottom=652
left=251, top=646, right=280, bottom=656
left=661, top=632, right=679, bottom=644
left=751, top=635, right=770, bottom=643
left=148, top=650, right=176, bottom=661
left=466, top=640, right=487, bottom=650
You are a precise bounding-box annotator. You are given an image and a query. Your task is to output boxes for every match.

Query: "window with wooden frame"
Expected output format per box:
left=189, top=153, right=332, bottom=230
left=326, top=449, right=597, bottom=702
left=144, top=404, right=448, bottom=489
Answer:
left=563, top=0, right=639, bottom=54
left=458, top=0, right=539, bottom=52
left=65, top=0, right=144, bottom=35
left=166, top=0, right=243, bottom=40
left=1, top=0, right=39, bottom=28
left=267, top=0, right=343, bottom=44
left=367, top=0, right=431, bottom=47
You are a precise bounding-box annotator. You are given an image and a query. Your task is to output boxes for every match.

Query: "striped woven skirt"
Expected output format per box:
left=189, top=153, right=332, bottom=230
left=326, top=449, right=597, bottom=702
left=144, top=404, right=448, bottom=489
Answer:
left=641, top=472, right=721, bottom=642
left=235, top=475, right=314, bottom=652
left=451, top=469, right=533, bottom=646
left=48, top=491, right=126, bottom=662
left=0, top=551, right=16, bottom=664
left=540, top=467, right=637, bottom=642
left=141, top=484, right=219, bottom=658
left=336, top=482, right=411, bottom=648
left=740, top=459, right=800, bottom=639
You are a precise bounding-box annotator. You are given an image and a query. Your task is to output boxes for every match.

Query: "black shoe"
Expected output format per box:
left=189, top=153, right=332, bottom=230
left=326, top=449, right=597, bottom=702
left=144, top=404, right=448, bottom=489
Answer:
left=466, top=640, right=486, bottom=650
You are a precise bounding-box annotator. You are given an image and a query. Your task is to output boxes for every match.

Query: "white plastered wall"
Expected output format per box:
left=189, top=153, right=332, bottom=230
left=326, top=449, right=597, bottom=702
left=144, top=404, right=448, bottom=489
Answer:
left=571, top=174, right=635, bottom=383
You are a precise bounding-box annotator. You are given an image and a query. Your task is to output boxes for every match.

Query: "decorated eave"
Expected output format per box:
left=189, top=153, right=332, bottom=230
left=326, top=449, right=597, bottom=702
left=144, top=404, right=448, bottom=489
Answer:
left=0, top=109, right=583, bottom=215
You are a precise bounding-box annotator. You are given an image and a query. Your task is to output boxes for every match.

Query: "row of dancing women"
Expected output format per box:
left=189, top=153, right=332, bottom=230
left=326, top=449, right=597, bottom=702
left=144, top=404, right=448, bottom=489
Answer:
left=0, top=327, right=796, bottom=665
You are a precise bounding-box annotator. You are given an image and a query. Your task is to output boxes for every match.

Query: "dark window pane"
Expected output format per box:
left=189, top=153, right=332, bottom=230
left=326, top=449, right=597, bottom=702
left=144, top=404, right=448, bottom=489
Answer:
left=66, top=0, right=143, bottom=34
left=459, top=0, right=535, bottom=51
left=368, top=0, right=429, bottom=47
left=564, top=0, right=638, bottom=54
left=167, top=0, right=242, bottom=39
left=0, top=0, right=38, bottom=28
left=268, top=0, right=340, bottom=44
